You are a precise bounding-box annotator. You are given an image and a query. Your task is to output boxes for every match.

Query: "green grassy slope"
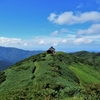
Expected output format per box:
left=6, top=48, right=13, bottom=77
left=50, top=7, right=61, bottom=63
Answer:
left=70, top=64, right=100, bottom=85
left=70, top=51, right=100, bottom=70
left=0, top=51, right=100, bottom=99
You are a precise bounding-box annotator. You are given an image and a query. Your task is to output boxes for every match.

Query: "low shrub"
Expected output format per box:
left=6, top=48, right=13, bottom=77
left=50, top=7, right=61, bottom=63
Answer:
left=0, top=71, right=6, bottom=85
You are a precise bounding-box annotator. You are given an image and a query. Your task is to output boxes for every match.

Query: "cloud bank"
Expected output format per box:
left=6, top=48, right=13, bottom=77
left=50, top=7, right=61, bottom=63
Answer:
left=77, top=24, right=100, bottom=36
left=48, top=11, right=100, bottom=25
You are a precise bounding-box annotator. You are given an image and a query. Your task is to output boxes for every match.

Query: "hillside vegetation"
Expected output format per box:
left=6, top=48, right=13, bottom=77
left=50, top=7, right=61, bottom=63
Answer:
left=0, top=51, right=100, bottom=100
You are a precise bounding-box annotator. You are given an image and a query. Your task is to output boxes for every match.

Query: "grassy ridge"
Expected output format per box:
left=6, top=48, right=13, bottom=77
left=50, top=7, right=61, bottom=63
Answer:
left=0, top=51, right=100, bottom=99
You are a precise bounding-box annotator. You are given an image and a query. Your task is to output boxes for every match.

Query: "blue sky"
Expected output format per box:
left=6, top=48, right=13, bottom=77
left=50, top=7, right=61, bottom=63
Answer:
left=0, top=0, right=100, bottom=52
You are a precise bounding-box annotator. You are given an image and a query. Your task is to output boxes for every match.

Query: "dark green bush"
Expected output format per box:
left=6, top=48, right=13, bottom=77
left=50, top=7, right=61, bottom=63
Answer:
left=0, top=71, right=6, bottom=85
left=82, top=83, right=100, bottom=99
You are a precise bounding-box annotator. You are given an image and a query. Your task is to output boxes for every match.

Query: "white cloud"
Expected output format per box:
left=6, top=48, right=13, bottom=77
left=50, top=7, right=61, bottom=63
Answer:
left=39, top=40, right=46, bottom=45
left=53, top=43, right=58, bottom=46
left=51, top=30, right=59, bottom=36
left=48, top=11, right=100, bottom=25
left=0, top=37, right=22, bottom=46
left=77, top=24, right=100, bottom=36
left=48, top=13, right=57, bottom=22
left=73, top=38, right=93, bottom=45
left=60, top=28, right=68, bottom=32
left=84, top=34, right=100, bottom=39
left=76, top=3, right=83, bottom=9
left=61, top=39, right=67, bottom=43
left=51, top=28, right=68, bottom=37
left=0, top=34, right=100, bottom=50
left=23, top=43, right=28, bottom=46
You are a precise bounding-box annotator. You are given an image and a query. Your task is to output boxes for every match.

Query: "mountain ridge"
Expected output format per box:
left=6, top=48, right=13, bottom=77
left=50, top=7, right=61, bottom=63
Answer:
left=0, top=51, right=100, bottom=99
left=0, top=46, right=43, bottom=63
left=0, top=60, right=12, bottom=71
left=0, top=46, right=43, bottom=71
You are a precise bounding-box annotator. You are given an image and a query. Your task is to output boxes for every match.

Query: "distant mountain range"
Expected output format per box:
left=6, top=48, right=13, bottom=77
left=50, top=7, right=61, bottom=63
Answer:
left=0, top=46, right=43, bottom=71
left=0, top=60, right=12, bottom=71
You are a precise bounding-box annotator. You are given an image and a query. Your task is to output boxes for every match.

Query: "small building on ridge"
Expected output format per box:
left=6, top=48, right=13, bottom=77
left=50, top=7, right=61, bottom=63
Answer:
left=47, top=46, right=55, bottom=54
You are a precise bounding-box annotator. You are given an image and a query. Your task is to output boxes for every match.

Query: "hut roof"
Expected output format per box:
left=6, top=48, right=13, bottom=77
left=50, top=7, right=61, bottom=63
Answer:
left=47, top=46, right=55, bottom=53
